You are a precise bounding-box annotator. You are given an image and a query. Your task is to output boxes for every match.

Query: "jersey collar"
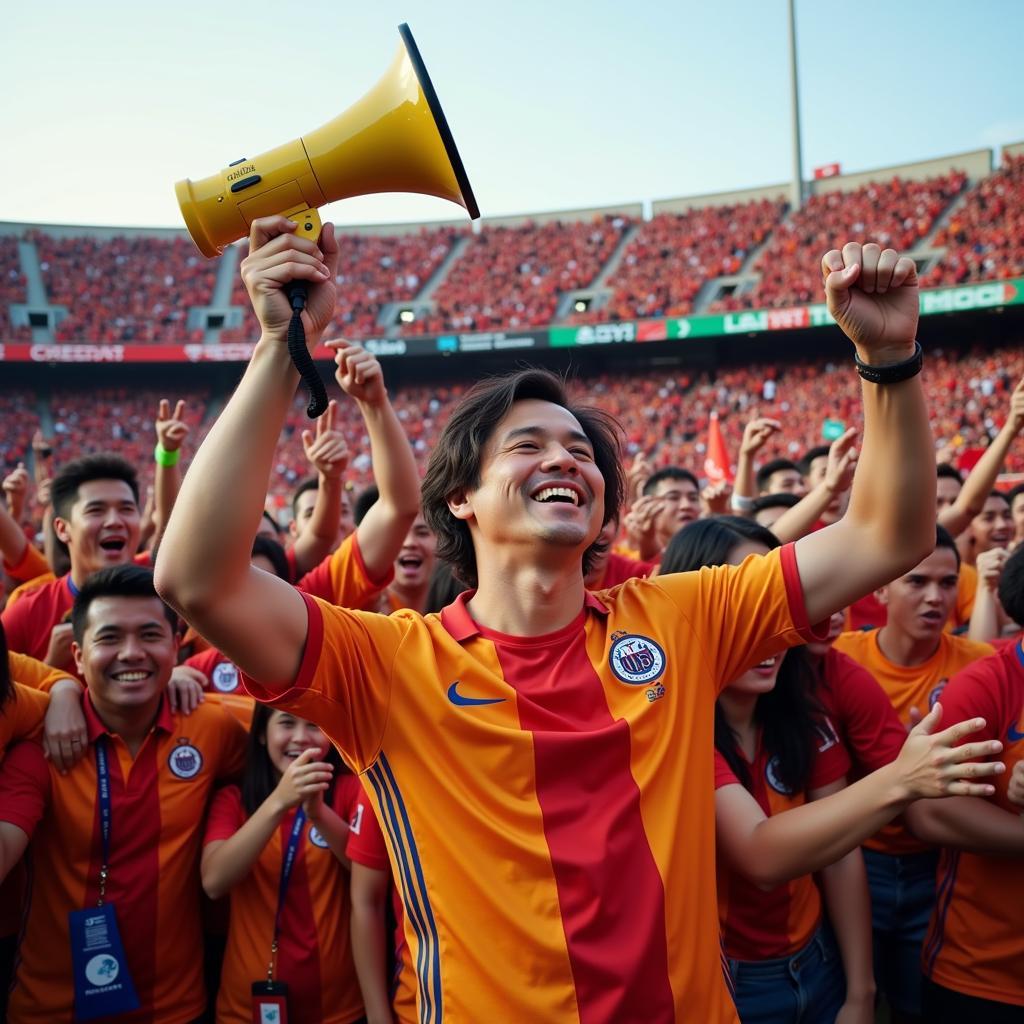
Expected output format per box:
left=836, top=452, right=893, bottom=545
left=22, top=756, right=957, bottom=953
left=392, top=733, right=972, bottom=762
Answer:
left=440, top=588, right=609, bottom=642
left=83, top=690, right=174, bottom=743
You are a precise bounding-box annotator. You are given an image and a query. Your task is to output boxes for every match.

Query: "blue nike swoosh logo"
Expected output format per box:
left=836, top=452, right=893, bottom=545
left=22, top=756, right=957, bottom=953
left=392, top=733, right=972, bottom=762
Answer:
left=1008, top=724, right=1024, bottom=743
left=446, top=681, right=505, bottom=707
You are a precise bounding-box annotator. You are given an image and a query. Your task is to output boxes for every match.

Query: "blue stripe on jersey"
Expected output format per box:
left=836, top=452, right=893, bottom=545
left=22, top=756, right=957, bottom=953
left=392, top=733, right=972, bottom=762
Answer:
left=923, top=851, right=960, bottom=977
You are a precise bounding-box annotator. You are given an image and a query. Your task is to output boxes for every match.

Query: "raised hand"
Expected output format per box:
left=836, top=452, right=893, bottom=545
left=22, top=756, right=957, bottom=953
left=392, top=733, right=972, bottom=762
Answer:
left=894, top=703, right=1004, bottom=800
left=270, top=747, right=334, bottom=815
left=626, top=452, right=654, bottom=505
left=302, top=399, right=350, bottom=481
left=2, top=462, right=29, bottom=520
left=701, top=481, right=732, bottom=517
left=168, top=665, right=207, bottom=715
left=239, top=216, right=339, bottom=346
left=824, top=428, right=859, bottom=496
left=822, top=242, right=919, bottom=361
left=1006, top=374, right=1024, bottom=434
left=328, top=341, right=387, bottom=407
left=740, top=417, right=782, bottom=457
left=1008, top=761, right=1024, bottom=809
left=975, top=546, right=1009, bottom=592
left=155, top=399, right=190, bottom=454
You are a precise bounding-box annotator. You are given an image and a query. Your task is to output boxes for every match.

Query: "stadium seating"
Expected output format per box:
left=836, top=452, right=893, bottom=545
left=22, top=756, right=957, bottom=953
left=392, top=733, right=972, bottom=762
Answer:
left=409, top=216, right=633, bottom=335
left=0, top=390, right=40, bottom=470
left=0, top=237, right=29, bottom=340
left=711, top=172, right=967, bottom=311
left=924, top=154, right=1024, bottom=286
left=572, top=200, right=785, bottom=322
left=221, top=227, right=463, bottom=343
left=32, top=232, right=216, bottom=343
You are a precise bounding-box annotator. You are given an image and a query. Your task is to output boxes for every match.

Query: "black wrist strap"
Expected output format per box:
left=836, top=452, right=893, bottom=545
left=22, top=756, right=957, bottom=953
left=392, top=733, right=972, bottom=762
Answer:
left=285, top=282, right=328, bottom=419
left=854, top=341, right=923, bottom=385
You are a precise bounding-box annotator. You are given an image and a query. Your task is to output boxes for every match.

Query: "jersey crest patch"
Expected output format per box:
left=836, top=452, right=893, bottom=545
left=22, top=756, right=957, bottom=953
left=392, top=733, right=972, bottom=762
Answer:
left=168, top=742, right=203, bottom=780
left=309, top=825, right=330, bottom=849
left=609, top=632, right=666, bottom=685
left=765, top=755, right=794, bottom=796
left=211, top=661, right=240, bottom=693
left=929, top=680, right=948, bottom=708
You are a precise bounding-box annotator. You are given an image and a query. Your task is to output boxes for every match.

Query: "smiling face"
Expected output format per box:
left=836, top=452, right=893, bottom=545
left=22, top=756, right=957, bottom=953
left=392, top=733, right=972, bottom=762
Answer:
left=394, top=514, right=437, bottom=591
left=878, top=546, right=959, bottom=644
left=55, top=479, right=141, bottom=579
left=73, top=595, right=177, bottom=714
left=970, top=495, right=1014, bottom=553
left=450, top=399, right=605, bottom=567
left=263, top=711, right=330, bottom=776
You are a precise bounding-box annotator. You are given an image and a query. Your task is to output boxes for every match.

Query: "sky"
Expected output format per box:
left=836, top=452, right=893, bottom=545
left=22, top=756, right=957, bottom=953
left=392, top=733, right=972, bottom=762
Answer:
left=2, top=0, right=1022, bottom=230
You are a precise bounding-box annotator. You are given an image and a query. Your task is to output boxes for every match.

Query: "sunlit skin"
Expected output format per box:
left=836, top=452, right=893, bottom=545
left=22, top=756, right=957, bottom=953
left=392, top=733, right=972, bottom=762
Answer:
left=262, top=711, right=331, bottom=776
left=649, top=477, right=701, bottom=552
left=967, top=495, right=1014, bottom=558
left=760, top=469, right=807, bottom=498
left=450, top=399, right=605, bottom=581
left=388, top=513, right=438, bottom=613
left=936, top=475, right=962, bottom=513
left=71, top=595, right=177, bottom=748
left=876, top=547, right=959, bottom=662
left=54, top=480, right=141, bottom=588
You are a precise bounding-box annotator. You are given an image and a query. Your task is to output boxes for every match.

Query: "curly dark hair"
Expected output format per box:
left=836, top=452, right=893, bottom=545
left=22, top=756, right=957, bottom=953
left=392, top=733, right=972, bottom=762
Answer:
left=420, top=369, right=624, bottom=588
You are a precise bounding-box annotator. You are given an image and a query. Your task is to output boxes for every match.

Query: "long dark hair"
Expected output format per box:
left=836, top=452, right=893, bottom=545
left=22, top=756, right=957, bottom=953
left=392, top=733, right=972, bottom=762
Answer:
left=661, top=516, right=826, bottom=795
left=241, top=703, right=347, bottom=817
left=0, top=621, right=12, bottom=710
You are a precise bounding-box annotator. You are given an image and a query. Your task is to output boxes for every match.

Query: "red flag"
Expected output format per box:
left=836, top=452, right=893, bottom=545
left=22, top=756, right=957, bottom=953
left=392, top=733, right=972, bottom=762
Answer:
left=704, top=412, right=733, bottom=484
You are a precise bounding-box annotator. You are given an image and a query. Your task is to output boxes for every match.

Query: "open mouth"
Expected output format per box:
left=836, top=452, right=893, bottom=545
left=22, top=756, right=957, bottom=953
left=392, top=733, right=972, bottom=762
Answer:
left=397, top=555, right=424, bottom=571
left=531, top=486, right=582, bottom=507
left=112, top=669, right=151, bottom=684
left=99, top=537, right=127, bottom=554
left=920, top=611, right=944, bottom=624
left=753, top=655, right=777, bottom=676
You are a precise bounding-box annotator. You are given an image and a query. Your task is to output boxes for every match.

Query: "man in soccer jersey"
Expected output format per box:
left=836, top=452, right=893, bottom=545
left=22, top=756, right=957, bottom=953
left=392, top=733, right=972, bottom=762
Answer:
left=157, top=217, right=941, bottom=1023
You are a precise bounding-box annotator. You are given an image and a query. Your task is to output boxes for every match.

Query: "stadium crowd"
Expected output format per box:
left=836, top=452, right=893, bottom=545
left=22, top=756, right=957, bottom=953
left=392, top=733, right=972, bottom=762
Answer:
left=0, top=218, right=1023, bottom=1024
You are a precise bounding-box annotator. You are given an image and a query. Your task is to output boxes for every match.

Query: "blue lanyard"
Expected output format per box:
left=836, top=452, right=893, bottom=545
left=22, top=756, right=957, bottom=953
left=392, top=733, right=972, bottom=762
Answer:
left=94, top=740, right=112, bottom=905
left=273, top=808, right=307, bottom=944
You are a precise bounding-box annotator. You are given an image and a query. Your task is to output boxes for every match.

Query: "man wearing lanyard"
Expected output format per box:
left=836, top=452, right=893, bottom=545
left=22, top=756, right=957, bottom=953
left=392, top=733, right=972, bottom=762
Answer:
left=0, top=564, right=247, bottom=1024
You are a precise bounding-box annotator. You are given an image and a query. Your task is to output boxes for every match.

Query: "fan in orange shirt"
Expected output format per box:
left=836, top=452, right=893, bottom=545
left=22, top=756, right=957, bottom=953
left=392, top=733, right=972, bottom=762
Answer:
left=156, top=224, right=954, bottom=1022
left=907, top=545, right=1024, bottom=1021
left=834, top=527, right=993, bottom=1019
left=0, top=565, right=247, bottom=1024
left=202, top=703, right=364, bottom=1024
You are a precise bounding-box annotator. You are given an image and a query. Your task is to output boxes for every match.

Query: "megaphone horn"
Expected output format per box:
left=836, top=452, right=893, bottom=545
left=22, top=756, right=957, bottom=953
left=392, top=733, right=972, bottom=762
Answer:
left=175, top=24, right=479, bottom=417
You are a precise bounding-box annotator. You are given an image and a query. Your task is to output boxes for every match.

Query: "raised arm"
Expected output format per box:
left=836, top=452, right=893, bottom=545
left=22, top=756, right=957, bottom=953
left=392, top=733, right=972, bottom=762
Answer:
left=939, top=375, right=1024, bottom=537
left=793, top=243, right=934, bottom=624
left=0, top=466, right=29, bottom=571
left=731, top=417, right=781, bottom=508
left=329, top=342, right=420, bottom=579
left=291, top=399, right=349, bottom=576
left=152, top=398, right=191, bottom=542
left=155, top=216, right=339, bottom=684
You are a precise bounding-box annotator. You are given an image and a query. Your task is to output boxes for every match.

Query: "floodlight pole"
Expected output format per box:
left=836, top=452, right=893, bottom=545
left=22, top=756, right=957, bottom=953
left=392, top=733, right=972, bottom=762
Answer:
left=787, top=0, right=804, bottom=211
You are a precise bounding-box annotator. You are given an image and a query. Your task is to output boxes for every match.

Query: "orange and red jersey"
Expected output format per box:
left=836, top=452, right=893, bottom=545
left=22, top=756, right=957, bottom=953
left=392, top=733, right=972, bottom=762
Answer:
left=295, top=532, right=393, bottom=608
left=243, top=543, right=823, bottom=1023
left=0, top=693, right=247, bottom=1024
left=714, top=724, right=850, bottom=961
left=592, top=552, right=657, bottom=590
left=833, top=628, right=992, bottom=854
left=204, top=777, right=365, bottom=1024
left=346, top=785, right=416, bottom=1024
left=0, top=682, right=47, bottom=758
left=815, top=647, right=906, bottom=776
left=921, top=641, right=1024, bottom=1007
left=1, top=573, right=75, bottom=664
left=8, top=650, right=76, bottom=694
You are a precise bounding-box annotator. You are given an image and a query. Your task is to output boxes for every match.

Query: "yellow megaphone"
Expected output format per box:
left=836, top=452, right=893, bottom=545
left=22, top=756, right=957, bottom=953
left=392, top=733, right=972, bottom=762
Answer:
left=175, top=24, right=479, bottom=416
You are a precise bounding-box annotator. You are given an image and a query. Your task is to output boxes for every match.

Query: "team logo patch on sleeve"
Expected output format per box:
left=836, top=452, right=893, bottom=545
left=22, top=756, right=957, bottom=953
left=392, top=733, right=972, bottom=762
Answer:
left=211, top=661, right=240, bottom=693
left=168, top=741, right=203, bottom=779
left=609, top=632, right=666, bottom=685
left=309, top=825, right=330, bottom=849
left=929, top=680, right=948, bottom=708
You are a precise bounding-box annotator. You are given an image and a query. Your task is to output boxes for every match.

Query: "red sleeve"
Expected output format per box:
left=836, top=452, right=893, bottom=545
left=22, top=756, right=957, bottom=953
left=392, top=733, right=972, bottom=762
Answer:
left=285, top=545, right=299, bottom=585
left=132, top=550, right=152, bottom=568
left=714, top=750, right=742, bottom=790
left=3, top=542, right=49, bottom=582
left=807, top=715, right=852, bottom=790
left=203, top=784, right=246, bottom=845
left=331, top=772, right=363, bottom=821
left=933, top=655, right=1005, bottom=747
left=0, top=592, right=33, bottom=657
left=346, top=789, right=390, bottom=870
left=0, top=740, right=49, bottom=835
left=823, top=648, right=906, bottom=773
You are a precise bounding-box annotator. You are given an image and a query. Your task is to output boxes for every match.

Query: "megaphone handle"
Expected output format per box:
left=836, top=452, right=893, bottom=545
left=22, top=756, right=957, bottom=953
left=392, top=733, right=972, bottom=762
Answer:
left=285, top=281, right=329, bottom=419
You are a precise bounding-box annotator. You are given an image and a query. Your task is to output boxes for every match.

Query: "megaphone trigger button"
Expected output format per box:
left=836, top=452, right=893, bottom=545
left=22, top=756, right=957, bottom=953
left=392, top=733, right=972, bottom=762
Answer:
left=229, top=175, right=262, bottom=194
left=228, top=157, right=248, bottom=167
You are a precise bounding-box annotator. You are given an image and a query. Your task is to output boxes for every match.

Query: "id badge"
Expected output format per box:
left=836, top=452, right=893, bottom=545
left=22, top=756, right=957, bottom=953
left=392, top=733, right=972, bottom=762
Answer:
left=68, top=903, right=140, bottom=1021
left=251, top=979, right=289, bottom=1024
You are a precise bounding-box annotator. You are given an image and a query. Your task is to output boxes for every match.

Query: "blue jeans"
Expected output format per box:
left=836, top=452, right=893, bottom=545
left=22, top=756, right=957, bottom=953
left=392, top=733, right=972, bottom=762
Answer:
left=863, top=847, right=938, bottom=1015
left=728, top=927, right=846, bottom=1024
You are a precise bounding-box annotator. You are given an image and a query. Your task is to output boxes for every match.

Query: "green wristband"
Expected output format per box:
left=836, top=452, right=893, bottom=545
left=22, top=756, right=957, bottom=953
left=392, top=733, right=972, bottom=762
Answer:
left=154, top=443, right=181, bottom=467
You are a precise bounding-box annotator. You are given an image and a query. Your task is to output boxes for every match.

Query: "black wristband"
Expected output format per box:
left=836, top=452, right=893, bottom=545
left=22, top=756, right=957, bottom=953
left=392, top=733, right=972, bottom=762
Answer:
left=854, top=341, right=923, bottom=385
